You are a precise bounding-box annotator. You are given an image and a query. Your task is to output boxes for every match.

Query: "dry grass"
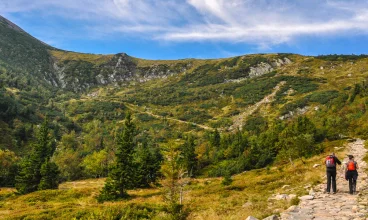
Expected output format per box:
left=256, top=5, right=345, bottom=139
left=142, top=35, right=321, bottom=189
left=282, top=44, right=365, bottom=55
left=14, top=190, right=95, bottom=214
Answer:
left=50, top=50, right=113, bottom=64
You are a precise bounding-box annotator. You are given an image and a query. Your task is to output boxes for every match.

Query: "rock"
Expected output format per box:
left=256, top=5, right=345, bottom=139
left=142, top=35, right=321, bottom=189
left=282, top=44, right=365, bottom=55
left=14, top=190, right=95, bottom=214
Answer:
left=287, top=205, right=297, bottom=212
left=313, top=164, right=321, bottom=168
left=309, top=189, right=315, bottom=196
left=263, top=215, right=279, bottom=220
left=281, top=185, right=290, bottom=189
left=249, top=63, right=274, bottom=78
left=352, top=205, right=358, bottom=213
left=275, top=194, right=288, bottom=200
left=299, top=195, right=314, bottom=201
left=288, top=194, right=297, bottom=200
left=245, top=216, right=258, bottom=220
left=242, top=202, right=252, bottom=208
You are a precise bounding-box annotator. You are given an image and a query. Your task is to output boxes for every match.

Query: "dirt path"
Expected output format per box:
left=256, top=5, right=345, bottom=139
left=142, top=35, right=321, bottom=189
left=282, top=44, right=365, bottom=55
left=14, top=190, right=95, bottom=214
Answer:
left=281, top=139, right=368, bottom=220
left=123, top=102, right=214, bottom=130
left=230, top=81, right=286, bottom=131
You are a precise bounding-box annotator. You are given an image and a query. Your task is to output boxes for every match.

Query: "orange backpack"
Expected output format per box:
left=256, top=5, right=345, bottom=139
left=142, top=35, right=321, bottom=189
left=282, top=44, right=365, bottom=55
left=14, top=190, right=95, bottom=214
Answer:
left=347, top=161, right=356, bottom=171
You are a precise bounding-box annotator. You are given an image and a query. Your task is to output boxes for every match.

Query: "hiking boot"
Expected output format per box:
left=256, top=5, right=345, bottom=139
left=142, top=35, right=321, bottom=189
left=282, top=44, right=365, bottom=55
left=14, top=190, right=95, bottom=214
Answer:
left=332, top=192, right=336, bottom=194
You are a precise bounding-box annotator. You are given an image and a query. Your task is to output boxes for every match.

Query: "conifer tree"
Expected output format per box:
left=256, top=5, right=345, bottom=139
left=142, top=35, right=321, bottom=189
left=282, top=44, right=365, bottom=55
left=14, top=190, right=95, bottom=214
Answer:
left=15, top=117, right=59, bottom=194
left=161, top=141, right=188, bottom=220
left=210, top=129, right=221, bottom=149
left=38, top=160, right=60, bottom=190
left=182, top=135, right=197, bottom=177
left=135, top=141, right=163, bottom=187
left=98, top=113, right=136, bottom=202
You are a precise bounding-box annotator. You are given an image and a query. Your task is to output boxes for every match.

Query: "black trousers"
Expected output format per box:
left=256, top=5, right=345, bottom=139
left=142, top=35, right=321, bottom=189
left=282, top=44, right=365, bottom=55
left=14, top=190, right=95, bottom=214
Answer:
left=326, top=169, right=337, bottom=193
left=346, top=170, right=358, bottom=194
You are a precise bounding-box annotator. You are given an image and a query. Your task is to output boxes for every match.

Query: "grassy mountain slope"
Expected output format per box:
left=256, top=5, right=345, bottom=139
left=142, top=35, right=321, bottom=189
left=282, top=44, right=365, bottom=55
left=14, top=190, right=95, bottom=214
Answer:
left=2, top=15, right=368, bottom=219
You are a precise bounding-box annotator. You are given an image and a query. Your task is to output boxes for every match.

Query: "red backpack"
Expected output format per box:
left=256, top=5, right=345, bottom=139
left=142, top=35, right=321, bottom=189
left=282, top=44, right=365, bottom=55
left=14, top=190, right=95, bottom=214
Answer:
left=325, top=156, right=335, bottom=167
left=347, top=161, right=356, bottom=171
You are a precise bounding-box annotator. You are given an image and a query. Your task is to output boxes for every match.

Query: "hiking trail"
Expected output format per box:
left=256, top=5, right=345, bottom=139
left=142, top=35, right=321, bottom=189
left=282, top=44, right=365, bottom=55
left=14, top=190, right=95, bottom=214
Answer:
left=230, top=81, right=286, bottom=131
left=281, top=139, right=368, bottom=220
left=91, top=97, right=214, bottom=131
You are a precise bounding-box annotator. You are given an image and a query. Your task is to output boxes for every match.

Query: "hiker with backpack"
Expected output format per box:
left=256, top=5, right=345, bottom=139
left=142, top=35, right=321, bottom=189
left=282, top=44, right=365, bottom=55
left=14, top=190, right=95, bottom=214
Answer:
left=325, top=152, right=342, bottom=194
left=345, top=155, right=359, bottom=195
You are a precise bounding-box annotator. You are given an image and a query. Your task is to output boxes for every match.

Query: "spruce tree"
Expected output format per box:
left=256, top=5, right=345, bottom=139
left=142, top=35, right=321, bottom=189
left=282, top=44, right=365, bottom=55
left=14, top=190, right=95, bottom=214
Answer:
left=135, top=141, right=163, bottom=187
left=15, top=117, right=59, bottom=194
left=98, top=113, right=136, bottom=202
left=182, top=135, right=197, bottom=177
left=38, top=160, right=60, bottom=190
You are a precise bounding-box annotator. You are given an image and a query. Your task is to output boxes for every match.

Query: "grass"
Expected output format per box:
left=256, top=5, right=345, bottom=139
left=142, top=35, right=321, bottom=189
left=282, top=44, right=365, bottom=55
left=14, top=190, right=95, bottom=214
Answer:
left=50, top=50, right=114, bottom=65
left=0, top=139, right=347, bottom=220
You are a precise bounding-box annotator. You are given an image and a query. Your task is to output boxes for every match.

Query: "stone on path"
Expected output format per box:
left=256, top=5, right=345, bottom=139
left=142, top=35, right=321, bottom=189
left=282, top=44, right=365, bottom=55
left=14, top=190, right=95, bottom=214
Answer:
left=246, top=216, right=258, bottom=220
left=263, top=215, right=279, bottom=220
left=299, top=195, right=314, bottom=200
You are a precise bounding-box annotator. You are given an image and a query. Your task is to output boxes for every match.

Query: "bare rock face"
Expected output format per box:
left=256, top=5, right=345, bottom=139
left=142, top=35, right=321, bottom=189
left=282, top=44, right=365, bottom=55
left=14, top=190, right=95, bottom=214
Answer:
left=249, top=62, right=274, bottom=78
left=249, top=58, right=292, bottom=79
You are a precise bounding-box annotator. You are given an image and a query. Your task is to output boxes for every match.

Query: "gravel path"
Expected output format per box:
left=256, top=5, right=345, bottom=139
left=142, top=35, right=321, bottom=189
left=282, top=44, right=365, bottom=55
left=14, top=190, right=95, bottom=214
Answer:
left=281, top=139, right=368, bottom=220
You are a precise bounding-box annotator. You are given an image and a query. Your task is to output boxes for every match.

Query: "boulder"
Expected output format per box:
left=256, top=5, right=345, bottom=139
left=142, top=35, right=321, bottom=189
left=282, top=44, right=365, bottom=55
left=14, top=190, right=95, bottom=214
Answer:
left=263, top=215, right=279, bottom=220
left=242, top=202, right=252, bottom=208
left=299, top=195, right=314, bottom=201
left=275, top=194, right=288, bottom=200
left=288, top=194, right=297, bottom=200
left=287, top=205, right=297, bottom=212
left=313, top=164, right=321, bottom=168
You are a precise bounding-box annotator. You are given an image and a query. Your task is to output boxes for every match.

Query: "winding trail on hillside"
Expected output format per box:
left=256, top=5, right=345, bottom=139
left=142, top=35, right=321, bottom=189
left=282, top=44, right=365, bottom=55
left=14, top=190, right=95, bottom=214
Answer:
left=123, top=102, right=214, bottom=130
left=230, top=81, right=286, bottom=131
left=281, top=139, right=368, bottom=220
left=91, top=97, right=214, bottom=130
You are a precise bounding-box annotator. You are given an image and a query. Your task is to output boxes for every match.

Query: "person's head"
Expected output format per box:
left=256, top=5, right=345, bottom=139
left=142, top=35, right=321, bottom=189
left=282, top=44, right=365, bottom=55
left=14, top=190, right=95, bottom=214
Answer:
left=330, top=152, right=335, bottom=157
left=348, top=155, right=354, bottom=160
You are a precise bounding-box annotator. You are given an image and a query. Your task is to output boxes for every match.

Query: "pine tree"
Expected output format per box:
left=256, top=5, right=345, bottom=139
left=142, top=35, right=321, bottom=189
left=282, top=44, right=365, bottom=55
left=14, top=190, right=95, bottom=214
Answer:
left=210, top=129, right=221, bottom=149
left=15, top=117, right=59, bottom=194
left=222, top=170, right=233, bottom=186
left=135, top=141, right=163, bottom=188
left=182, top=135, right=197, bottom=177
left=161, top=141, right=188, bottom=220
left=38, top=160, right=60, bottom=190
left=98, top=113, right=136, bottom=202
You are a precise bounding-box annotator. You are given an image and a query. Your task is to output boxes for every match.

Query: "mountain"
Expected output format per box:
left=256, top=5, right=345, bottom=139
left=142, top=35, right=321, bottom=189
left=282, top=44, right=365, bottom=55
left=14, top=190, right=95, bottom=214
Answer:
left=2, top=14, right=368, bottom=220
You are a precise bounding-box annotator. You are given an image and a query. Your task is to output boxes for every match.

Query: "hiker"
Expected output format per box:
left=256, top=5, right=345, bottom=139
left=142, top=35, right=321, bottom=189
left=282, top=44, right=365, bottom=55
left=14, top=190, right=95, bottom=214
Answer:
left=325, top=152, right=341, bottom=194
left=345, top=155, right=359, bottom=195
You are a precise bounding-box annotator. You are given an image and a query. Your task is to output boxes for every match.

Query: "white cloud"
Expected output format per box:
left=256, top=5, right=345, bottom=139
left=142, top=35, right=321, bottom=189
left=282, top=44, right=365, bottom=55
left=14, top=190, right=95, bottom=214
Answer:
left=1, top=0, right=368, bottom=48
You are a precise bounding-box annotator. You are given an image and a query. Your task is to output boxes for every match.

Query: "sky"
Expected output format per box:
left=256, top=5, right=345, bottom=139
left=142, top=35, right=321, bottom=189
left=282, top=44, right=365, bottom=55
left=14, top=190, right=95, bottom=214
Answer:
left=1, top=0, right=368, bottom=60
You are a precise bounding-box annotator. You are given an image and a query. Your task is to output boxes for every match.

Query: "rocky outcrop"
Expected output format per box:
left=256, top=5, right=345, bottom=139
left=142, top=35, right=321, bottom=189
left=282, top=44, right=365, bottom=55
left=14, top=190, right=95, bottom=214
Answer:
left=51, top=53, right=193, bottom=92
left=248, top=58, right=292, bottom=78
left=279, top=106, right=310, bottom=120
left=249, top=62, right=274, bottom=78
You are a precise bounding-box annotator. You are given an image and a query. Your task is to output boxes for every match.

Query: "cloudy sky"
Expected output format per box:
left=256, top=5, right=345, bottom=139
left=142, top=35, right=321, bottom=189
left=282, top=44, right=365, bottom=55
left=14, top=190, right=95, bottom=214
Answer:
left=1, top=0, right=368, bottom=59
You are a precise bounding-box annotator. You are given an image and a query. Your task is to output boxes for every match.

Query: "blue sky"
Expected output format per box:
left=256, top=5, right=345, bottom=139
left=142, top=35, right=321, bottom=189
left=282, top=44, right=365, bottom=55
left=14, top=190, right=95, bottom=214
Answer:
left=1, top=0, right=368, bottom=59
